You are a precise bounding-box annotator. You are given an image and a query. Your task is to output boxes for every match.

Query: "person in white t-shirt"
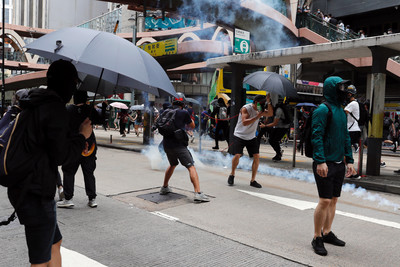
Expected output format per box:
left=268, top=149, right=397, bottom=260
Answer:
left=344, top=85, right=361, bottom=179
left=227, top=94, right=273, bottom=188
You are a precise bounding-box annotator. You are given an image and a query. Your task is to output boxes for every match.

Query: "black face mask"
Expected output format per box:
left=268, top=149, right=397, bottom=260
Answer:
left=336, top=83, right=348, bottom=105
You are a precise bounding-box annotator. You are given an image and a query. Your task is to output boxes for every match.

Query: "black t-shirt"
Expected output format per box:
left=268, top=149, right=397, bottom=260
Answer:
left=163, top=108, right=192, bottom=149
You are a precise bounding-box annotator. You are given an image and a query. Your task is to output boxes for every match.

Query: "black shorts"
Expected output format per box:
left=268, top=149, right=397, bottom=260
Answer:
left=349, top=131, right=361, bottom=145
left=164, top=146, right=194, bottom=168
left=231, top=136, right=259, bottom=157
left=313, top=162, right=345, bottom=199
left=16, top=193, right=62, bottom=264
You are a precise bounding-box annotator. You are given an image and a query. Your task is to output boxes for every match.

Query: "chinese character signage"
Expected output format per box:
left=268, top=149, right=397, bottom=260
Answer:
left=139, top=38, right=178, bottom=57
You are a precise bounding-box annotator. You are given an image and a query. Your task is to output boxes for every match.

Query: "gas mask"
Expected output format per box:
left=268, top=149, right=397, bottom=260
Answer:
left=336, top=82, right=348, bottom=105
left=257, top=102, right=266, bottom=112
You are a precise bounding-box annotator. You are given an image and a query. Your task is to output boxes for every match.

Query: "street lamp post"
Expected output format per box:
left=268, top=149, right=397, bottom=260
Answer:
left=1, top=0, right=5, bottom=117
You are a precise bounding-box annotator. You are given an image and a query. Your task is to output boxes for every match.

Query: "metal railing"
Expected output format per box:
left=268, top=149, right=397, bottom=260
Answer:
left=296, top=13, right=360, bottom=42
left=77, top=7, right=122, bottom=33
left=1, top=50, right=50, bottom=65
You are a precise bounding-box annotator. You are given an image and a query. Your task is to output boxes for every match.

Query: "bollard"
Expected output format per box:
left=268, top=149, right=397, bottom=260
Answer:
left=110, top=135, right=112, bottom=144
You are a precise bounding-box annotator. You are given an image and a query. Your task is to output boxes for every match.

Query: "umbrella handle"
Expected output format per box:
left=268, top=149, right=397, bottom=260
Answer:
left=89, top=68, right=105, bottom=118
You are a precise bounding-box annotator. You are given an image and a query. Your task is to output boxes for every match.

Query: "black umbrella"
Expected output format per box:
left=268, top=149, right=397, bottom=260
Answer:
left=243, top=71, right=298, bottom=98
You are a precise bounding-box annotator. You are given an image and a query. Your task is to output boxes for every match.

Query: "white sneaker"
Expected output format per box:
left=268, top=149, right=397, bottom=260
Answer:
left=57, top=199, right=74, bottom=208
left=57, top=187, right=65, bottom=201
left=194, top=192, right=210, bottom=202
left=380, top=162, right=386, bottom=168
left=88, top=199, right=98, bottom=208
left=159, top=186, right=172, bottom=195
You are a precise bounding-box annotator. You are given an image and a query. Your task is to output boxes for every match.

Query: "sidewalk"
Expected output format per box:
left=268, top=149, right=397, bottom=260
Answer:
left=93, top=128, right=400, bottom=195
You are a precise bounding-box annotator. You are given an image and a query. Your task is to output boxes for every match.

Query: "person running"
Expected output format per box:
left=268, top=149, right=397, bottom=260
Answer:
left=159, top=99, right=210, bottom=202
left=311, top=76, right=355, bottom=256
left=228, top=94, right=273, bottom=188
left=265, top=101, right=291, bottom=161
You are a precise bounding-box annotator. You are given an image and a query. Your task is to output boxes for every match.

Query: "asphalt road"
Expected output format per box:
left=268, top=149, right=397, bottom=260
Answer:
left=1, top=146, right=400, bottom=266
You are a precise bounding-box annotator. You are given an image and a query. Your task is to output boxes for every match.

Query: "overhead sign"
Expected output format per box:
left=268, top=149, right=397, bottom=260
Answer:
left=234, top=29, right=250, bottom=54
left=139, top=38, right=177, bottom=57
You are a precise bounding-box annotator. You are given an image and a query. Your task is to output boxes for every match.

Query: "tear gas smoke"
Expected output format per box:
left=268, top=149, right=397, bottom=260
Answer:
left=142, top=146, right=400, bottom=210
left=178, top=0, right=297, bottom=50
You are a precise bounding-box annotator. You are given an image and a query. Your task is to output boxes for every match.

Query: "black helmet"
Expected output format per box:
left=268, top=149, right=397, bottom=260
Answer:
left=347, top=85, right=357, bottom=95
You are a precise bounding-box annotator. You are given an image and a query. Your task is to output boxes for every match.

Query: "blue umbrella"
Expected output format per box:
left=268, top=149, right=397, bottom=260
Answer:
left=296, top=103, right=317, bottom=107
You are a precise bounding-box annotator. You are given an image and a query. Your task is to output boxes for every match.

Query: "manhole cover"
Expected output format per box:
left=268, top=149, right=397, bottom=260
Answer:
left=137, top=192, right=187, bottom=204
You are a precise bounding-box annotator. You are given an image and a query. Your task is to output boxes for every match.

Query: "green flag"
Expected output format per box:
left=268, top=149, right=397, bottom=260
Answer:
left=208, top=70, right=217, bottom=104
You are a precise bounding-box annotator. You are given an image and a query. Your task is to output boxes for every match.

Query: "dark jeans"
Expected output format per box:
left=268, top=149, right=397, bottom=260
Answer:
left=62, top=153, right=97, bottom=200
left=268, top=128, right=288, bottom=155
left=127, top=120, right=134, bottom=133
left=215, top=121, right=229, bottom=147
left=119, top=119, right=126, bottom=135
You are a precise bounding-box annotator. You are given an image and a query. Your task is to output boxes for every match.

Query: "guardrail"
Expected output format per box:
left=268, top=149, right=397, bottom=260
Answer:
left=296, top=13, right=359, bottom=42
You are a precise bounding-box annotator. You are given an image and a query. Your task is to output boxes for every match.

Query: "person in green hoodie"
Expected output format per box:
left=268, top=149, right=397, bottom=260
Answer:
left=311, top=76, right=355, bottom=256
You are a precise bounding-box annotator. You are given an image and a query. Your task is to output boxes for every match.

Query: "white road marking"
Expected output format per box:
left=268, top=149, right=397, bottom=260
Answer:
left=237, top=190, right=317, bottom=210
left=238, top=189, right=400, bottom=230
left=61, top=247, right=107, bottom=267
left=150, top=211, right=180, bottom=221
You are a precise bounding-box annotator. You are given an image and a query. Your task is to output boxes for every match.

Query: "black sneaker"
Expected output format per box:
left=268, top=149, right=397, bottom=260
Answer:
left=272, top=155, right=281, bottom=162
left=312, top=237, right=327, bottom=256
left=322, top=231, right=346, bottom=246
left=250, top=180, right=262, bottom=188
left=212, top=146, right=219, bottom=150
left=228, top=175, right=235, bottom=185
left=394, top=169, right=400, bottom=174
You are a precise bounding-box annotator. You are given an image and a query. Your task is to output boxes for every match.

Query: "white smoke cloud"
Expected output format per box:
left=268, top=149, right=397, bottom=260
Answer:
left=143, top=145, right=400, bottom=210
left=178, top=0, right=297, bottom=51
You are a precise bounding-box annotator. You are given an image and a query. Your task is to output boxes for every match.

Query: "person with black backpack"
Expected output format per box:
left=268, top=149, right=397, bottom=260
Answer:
left=310, top=76, right=355, bottom=256
left=158, top=99, right=210, bottom=202
left=6, top=60, right=93, bottom=266
left=264, top=100, right=291, bottom=161
left=344, top=85, right=362, bottom=154
left=210, top=97, right=230, bottom=150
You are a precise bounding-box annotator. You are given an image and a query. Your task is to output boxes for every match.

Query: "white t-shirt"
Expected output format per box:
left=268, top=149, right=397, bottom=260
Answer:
left=344, top=100, right=360, bottom=132
left=234, top=103, right=259, bottom=140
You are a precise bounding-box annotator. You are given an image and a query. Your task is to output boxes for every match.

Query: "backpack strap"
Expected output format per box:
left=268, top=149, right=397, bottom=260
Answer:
left=0, top=173, right=33, bottom=226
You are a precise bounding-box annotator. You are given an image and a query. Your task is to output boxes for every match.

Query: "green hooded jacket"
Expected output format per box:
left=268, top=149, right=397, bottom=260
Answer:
left=311, top=76, right=354, bottom=164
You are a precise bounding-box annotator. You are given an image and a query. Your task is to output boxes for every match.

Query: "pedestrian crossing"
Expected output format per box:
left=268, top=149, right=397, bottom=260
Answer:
left=61, top=247, right=107, bottom=267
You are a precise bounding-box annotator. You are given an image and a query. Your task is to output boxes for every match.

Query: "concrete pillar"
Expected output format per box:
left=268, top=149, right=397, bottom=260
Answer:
left=228, top=63, right=246, bottom=152
left=366, top=73, right=386, bottom=175
left=366, top=46, right=397, bottom=176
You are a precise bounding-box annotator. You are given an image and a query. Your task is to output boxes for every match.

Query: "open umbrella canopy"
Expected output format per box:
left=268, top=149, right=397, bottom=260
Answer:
left=243, top=71, right=298, bottom=98
left=296, top=102, right=317, bottom=107
left=185, top=97, right=201, bottom=106
left=110, top=102, right=128, bottom=110
left=130, top=104, right=144, bottom=111
left=78, top=73, right=133, bottom=97
left=25, top=27, right=177, bottom=97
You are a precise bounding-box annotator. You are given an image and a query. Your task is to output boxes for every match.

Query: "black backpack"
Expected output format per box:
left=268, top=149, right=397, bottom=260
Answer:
left=154, top=108, right=178, bottom=137
left=349, top=100, right=369, bottom=128
left=0, top=108, right=40, bottom=226
left=304, top=102, right=332, bottom=158
left=275, top=104, right=293, bottom=125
